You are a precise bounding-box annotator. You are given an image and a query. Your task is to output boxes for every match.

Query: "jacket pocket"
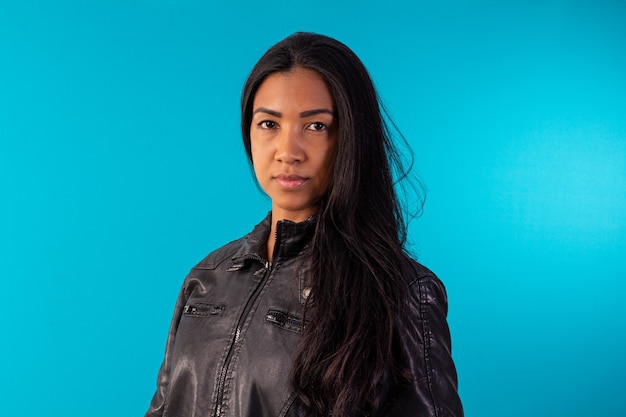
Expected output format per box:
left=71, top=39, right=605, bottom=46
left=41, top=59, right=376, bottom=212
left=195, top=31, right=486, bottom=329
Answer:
left=265, top=309, right=307, bottom=334
left=183, top=302, right=226, bottom=317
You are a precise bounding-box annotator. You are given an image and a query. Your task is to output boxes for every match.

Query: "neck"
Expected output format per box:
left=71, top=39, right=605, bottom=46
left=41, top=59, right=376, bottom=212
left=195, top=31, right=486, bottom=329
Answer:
left=267, top=219, right=277, bottom=262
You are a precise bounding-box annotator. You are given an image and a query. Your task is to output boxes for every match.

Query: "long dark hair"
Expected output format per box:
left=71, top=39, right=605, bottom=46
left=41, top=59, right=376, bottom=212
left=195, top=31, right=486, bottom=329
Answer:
left=241, top=32, right=421, bottom=417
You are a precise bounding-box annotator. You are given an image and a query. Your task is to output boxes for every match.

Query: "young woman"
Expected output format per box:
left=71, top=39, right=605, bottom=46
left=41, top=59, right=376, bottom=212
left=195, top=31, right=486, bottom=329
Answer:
left=146, top=32, right=463, bottom=417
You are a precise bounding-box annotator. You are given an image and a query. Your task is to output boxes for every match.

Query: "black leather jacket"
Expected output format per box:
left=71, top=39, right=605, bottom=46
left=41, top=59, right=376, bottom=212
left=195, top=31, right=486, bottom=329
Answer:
left=146, top=215, right=463, bottom=417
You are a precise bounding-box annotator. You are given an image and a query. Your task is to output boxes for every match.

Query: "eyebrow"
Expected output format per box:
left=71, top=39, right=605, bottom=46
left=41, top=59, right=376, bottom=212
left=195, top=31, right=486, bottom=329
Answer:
left=252, top=107, right=335, bottom=118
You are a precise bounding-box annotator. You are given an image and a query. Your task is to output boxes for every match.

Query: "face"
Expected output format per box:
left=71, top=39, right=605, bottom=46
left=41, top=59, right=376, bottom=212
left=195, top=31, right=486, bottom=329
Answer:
left=250, top=67, right=337, bottom=223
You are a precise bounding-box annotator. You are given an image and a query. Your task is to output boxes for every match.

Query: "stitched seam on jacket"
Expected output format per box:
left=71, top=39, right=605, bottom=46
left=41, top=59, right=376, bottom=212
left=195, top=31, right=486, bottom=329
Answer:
left=278, top=392, right=298, bottom=417
left=411, top=262, right=442, bottom=417
left=161, top=284, right=191, bottom=417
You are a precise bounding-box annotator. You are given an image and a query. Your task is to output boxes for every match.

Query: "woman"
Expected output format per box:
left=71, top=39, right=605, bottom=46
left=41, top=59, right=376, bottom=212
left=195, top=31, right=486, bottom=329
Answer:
left=146, top=32, right=463, bottom=417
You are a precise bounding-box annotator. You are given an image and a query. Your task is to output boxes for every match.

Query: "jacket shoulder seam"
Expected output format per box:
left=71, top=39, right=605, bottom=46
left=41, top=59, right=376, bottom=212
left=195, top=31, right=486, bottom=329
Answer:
left=407, top=260, right=443, bottom=417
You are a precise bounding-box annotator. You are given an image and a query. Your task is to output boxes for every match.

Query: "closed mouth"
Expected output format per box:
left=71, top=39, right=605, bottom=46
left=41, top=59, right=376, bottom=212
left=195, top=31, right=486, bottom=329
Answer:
left=274, top=174, right=308, bottom=188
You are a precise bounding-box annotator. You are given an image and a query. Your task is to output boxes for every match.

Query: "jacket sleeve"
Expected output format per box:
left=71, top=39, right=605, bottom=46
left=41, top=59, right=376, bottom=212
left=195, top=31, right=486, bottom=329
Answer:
left=384, top=262, right=463, bottom=417
left=145, top=283, right=189, bottom=417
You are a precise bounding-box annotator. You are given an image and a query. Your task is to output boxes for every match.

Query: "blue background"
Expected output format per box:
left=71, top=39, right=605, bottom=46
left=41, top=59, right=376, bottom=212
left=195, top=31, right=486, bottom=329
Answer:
left=1, top=1, right=625, bottom=416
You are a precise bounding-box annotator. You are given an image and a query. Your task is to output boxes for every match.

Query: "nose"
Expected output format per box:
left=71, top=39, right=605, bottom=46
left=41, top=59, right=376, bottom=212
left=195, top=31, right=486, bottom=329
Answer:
left=274, top=127, right=304, bottom=164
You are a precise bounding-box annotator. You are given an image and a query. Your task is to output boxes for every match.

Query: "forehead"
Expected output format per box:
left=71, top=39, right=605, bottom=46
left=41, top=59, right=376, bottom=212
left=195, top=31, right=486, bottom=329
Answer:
left=253, top=68, right=334, bottom=110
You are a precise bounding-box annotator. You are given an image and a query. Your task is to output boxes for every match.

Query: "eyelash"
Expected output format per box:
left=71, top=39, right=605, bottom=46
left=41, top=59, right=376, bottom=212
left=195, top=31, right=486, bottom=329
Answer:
left=258, top=120, right=277, bottom=129
left=257, top=121, right=328, bottom=131
left=308, top=122, right=327, bottom=131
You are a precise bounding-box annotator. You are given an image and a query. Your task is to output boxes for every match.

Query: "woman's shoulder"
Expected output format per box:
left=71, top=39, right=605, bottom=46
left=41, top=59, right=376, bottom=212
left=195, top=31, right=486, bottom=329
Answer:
left=402, top=256, right=448, bottom=308
left=191, top=235, right=249, bottom=271
left=189, top=215, right=271, bottom=272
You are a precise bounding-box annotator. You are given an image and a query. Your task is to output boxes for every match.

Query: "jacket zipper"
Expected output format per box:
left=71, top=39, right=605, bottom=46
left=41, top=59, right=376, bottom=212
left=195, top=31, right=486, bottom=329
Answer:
left=213, top=222, right=283, bottom=417
left=213, top=255, right=273, bottom=417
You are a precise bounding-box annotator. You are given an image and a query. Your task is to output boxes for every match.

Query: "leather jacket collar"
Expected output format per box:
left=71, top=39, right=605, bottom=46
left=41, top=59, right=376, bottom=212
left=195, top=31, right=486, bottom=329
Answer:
left=228, top=212, right=317, bottom=270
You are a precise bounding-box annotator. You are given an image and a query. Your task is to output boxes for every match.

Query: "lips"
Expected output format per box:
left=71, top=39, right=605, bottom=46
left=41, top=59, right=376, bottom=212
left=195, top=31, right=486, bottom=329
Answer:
left=274, top=174, right=308, bottom=189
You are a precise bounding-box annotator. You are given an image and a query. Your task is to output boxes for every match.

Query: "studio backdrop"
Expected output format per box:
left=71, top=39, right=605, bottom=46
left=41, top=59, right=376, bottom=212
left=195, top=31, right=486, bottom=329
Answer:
left=1, top=1, right=625, bottom=416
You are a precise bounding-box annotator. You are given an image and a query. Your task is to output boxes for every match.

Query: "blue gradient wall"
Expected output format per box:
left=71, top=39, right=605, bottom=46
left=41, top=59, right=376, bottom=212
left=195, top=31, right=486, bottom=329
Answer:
left=1, top=1, right=624, bottom=416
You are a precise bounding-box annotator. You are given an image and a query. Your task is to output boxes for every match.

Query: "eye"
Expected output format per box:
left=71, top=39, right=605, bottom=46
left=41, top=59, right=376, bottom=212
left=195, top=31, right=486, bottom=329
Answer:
left=258, top=120, right=277, bottom=129
left=308, top=122, right=327, bottom=132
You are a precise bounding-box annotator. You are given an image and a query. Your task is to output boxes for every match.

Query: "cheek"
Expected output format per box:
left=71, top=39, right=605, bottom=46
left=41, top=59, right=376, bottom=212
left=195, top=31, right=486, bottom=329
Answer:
left=252, top=162, right=270, bottom=195
left=250, top=145, right=269, bottom=184
left=249, top=139, right=261, bottom=169
left=251, top=158, right=264, bottom=181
